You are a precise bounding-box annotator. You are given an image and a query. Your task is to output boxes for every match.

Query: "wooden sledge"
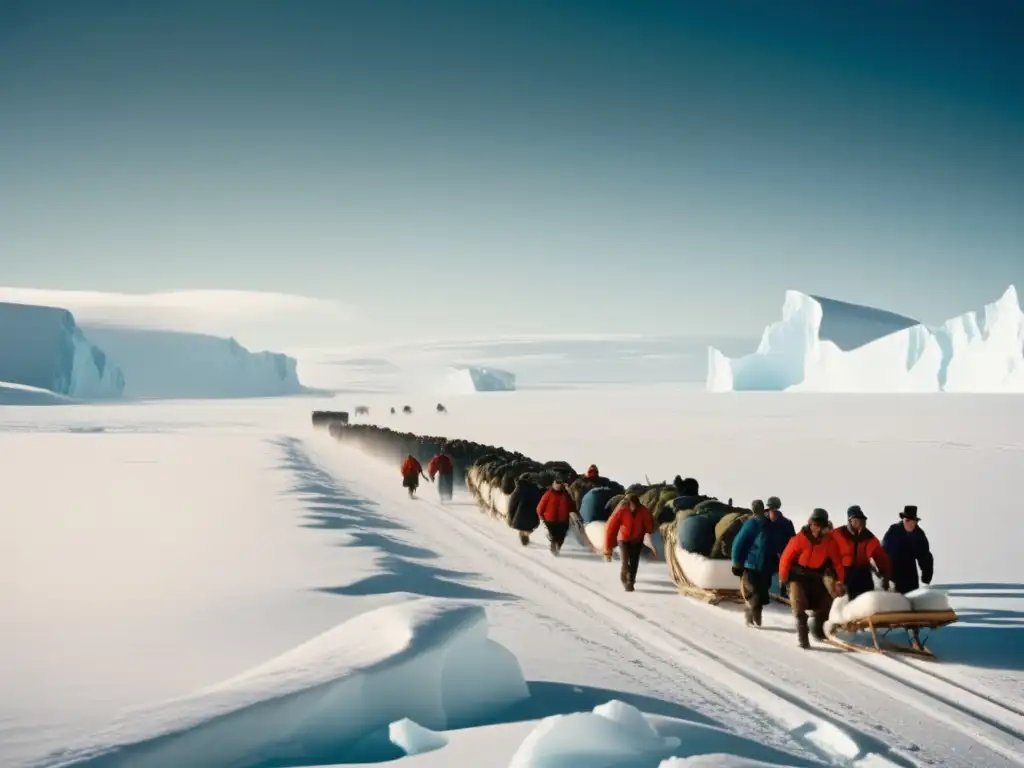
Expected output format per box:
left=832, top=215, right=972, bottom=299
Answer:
left=826, top=609, right=958, bottom=660
left=662, top=528, right=790, bottom=608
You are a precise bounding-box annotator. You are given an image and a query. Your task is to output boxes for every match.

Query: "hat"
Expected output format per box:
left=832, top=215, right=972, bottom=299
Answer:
left=751, top=499, right=766, bottom=515
left=847, top=505, right=866, bottom=521
left=766, top=496, right=781, bottom=510
left=553, top=474, right=566, bottom=484
left=625, top=492, right=641, bottom=505
left=900, top=505, right=920, bottom=521
left=809, top=508, right=829, bottom=525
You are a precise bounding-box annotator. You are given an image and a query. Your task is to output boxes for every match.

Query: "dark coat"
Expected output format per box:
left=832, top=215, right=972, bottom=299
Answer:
left=507, top=480, right=542, bottom=532
left=767, top=514, right=796, bottom=568
left=731, top=516, right=772, bottom=573
left=882, top=522, right=933, bottom=593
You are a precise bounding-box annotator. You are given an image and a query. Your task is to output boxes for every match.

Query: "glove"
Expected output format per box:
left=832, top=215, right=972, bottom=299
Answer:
left=731, top=564, right=744, bottom=577
left=880, top=577, right=891, bottom=592
left=603, top=551, right=613, bottom=562
left=832, top=582, right=846, bottom=597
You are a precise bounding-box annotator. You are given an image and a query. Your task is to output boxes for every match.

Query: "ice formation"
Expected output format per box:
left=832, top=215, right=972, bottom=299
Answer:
left=707, top=286, right=1024, bottom=392
left=445, top=365, right=517, bottom=393
left=49, top=597, right=529, bottom=767
left=388, top=718, right=449, bottom=756
left=0, top=302, right=125, bottom=399
left=80, top=326, right=307, bottom=399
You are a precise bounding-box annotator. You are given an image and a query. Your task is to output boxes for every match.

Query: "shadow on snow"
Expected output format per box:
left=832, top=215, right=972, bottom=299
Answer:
left=928, top=582, right=1024, bottom=671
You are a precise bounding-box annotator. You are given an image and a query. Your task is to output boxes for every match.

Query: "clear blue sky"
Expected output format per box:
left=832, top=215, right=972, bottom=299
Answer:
left=2, top=0, right=1022, bottom=344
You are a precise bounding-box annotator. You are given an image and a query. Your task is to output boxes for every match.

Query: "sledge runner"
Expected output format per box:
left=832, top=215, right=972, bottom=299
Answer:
left=604, top=493, right=654, bottom=592
left=400, top=454, right=427, bottom=498
left=833, top=505, right=892, bottom=600
left=427, top=447, right=455, bottom=503
left=766, top=496, right=795, bottom=599
left=731, top=500, right=777, bottom=626
left=507, top=474, right=542, bottom=546
left=536, top=475, right=575, bottom=555
left=779, top=508, right=846, bottom=649
left=881, top=505, right=934, bottom=594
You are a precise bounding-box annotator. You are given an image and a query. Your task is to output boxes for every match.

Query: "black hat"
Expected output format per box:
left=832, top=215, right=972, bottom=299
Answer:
left=809, top=508, right=829, bottom=524
left=847, top=505, right=866, bottom=521
left=900, top=505, right=920, bottom=521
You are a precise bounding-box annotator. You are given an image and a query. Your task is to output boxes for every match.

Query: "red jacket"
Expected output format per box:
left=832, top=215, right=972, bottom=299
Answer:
left=779, top=527, right=845, bottom=584
left=427, top=453, right=453, bottom=478
left=833, top=525, right=891, bottom=578
left=605, top=502, right=654, bottom=553
left=400, top=456, right=422, bottom=477
left=536, top=488, right=574, bottom=523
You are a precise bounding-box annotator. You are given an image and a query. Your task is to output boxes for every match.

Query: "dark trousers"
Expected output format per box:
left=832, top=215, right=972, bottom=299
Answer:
left=743, top=569, right=773, bottom=618
left=844, top=565, right=875, bottom=601
left=619, top=541, right=644, bottom=585
left=789, top=576, right=833, bottom=640
left=402, top=473, right=419, bottom=494
left=544, top=520, right=570, bottom=551
left=436, top=472, right=454, bottom=501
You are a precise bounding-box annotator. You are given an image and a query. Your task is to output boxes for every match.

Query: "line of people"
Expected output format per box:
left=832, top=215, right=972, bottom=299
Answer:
left=399, top=447, right=455, bottom=502
left=731, top=500, right=934, bottom=649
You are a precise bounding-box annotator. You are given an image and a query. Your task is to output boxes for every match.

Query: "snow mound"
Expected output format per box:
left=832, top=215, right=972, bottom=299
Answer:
left=833, top=591, right=913, bottom=624
left=707, top=286, right=1024, bottom=392
left=0, top=381, right=75, bottom=405
left=51, top=597, right=529, bottom=768
left=81, top=326, right=307, bottom=399
left=508, top=701, right=812, bottom=768
left=905, top=587, right=953, bottom=612
left=509, top=700, right=681, bottom=768
left=389, top=718, right=449, bottom=756
left=675, top=546, right=741, bottom=591
left=446, top=365, right=516, bottom=393
left=0, top=302, right=125, bottom=399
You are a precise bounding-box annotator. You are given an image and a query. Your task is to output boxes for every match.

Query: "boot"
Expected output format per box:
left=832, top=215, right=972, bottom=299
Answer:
left=752, top=603, right=763, bottom=627
left=810, top=618, right=826, bottom=643
left=518, top=532, right=530, bottom=547
left=624, top=581, right=635, bottom=592
left=744, top=607, right=754, bottom=627
left=620, top=566, right=629, bottom=585
left=797, top=617, right=810, bottom=649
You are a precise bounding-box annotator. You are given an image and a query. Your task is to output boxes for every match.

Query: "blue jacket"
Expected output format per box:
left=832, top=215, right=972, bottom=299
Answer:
left=882, top=522, right=933, bottom=593
left=731, top=516, right=772, bottom=573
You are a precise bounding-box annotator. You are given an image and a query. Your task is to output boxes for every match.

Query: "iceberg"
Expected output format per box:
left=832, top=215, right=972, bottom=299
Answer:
left=79, top=326, right=307, bottom=399
left=446, top=365, right=516, bottom=393
left=707, top=286, right=1024, bottom=393
left=0, top=302, right=125, bottom=399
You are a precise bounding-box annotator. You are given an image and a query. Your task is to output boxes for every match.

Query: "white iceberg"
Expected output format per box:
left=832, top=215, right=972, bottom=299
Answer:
left=446, top=365, right=516, bottom=393
left=707, top=286, right=1024, bottom=392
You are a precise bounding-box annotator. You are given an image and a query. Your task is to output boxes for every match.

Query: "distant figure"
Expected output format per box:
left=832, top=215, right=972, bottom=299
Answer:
left=507, top=475, right=542, bottom=546
left=390, top=407, right=396, bottom=415
left=436, top=402, right=447, bottom=413
left=536, top=475, right=575, bottom=555
left=881, top=506, right=933, bottom=594
left=604, top=493, right=654, bottom=592
left=402, top=405, right=413, bottom=414
left=355, top=405, right=370, bottom=416
left=400, top=454, right=427, bottom=498
left=585, top=464, right=599, bottom=480
left=833, top=505, right=891, bottom=601
left=427, top=447, right=455, bottom=503
left=765, top=496, right=796, bottom=599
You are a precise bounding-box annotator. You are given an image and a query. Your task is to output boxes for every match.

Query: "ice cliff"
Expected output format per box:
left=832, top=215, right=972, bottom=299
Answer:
left=707, top=286, right=1024, bottom=392
left=0, top=302, right=125, bottom=400
left=446, top=365, right=517, bottom=393
left=81, top=326, right=307, bottom=399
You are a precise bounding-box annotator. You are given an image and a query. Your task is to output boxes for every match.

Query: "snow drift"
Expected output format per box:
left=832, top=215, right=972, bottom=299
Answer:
left=446, top=365, right=516, bottom=393
left=0, top=381, right=76, bottom=405
left=707, top=286, right=1024, bottom=392
left=80, top=326, right=306, bottom=399
left=49, top=597, right=529, bottom=768
left=0, top=302, right=125, bottom=400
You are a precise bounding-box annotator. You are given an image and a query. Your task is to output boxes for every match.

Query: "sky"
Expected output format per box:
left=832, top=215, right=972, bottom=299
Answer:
left=1, top=0, right=1022, bottom=346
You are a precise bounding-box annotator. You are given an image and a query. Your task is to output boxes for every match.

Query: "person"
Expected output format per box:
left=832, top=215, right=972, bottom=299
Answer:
left=778, top=508, right=846, bottom=649
left=507, top=474, right=542, bottom=546
left=585, top=464, right=600, bottom=480
left=832, top=505, right=891, bottom=600
left=881, top=505, right=934, bottom=594
left=400, top=454, right=427, bottom=498
left=536, top=475, right=575, bottom=555
left=604, top=492, right=655, bottom=592
left=765, top=496, right=796, bottom=598
left=427, top=447, right=455, bottom=503
left=731, top=500, right=774, bottom=627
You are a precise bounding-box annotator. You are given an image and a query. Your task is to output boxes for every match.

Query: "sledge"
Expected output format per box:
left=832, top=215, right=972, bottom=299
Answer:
left=572, top=514, right=659, bottom=561
left=826, top=610, right=958, bottom=659
left=662, top=528, right=789, bottom=608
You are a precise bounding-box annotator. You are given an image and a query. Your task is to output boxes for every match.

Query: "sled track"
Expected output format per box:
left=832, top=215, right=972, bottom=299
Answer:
left=435, top=484, right=1024, bottom=766
left=883, top=653, right=1024, bottom=720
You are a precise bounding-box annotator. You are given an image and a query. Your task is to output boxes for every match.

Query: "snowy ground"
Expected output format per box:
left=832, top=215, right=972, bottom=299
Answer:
left=2, top=390, right=1022, bottom=767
